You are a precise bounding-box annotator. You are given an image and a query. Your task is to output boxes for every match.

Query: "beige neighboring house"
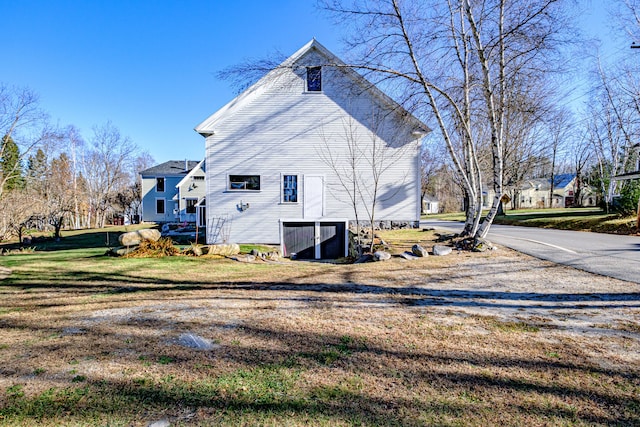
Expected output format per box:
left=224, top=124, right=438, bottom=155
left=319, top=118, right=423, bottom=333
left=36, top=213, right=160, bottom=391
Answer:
left=175, top=160, right=206, bottom=226
left=140, top=160, right=206, bottom=225
left=517, top=174, right=596, bottom=209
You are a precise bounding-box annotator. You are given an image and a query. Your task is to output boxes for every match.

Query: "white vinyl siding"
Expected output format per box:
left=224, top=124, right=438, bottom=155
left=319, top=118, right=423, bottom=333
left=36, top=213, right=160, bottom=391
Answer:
left=203, top=49, right=421, bottom=244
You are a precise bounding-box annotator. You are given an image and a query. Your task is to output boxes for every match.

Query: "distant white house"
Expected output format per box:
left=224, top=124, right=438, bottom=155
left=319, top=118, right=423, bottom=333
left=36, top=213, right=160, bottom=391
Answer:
left=195, top=39, right=429, bottom=258
left=422, top=196, right=439, bottom=214
left=139, top=160, right=206, bottom=224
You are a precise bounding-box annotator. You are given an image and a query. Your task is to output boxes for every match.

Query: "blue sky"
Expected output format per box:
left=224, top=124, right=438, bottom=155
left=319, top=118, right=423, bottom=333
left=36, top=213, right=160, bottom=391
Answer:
left=2, top=0, right=617, bottom=164
left=3, top=0, right=342, bottom=163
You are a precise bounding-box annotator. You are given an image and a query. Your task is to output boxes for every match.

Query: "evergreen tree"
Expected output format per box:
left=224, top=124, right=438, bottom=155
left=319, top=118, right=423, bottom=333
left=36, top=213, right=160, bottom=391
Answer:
left=26, top=148, right=47, bottom=194
left=0, top=135, right=23, bottom=192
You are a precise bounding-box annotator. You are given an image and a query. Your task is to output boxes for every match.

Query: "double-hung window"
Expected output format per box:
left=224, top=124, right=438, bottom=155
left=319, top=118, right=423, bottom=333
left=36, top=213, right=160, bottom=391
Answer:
left=156, top=177, right=165, bottom=192
left=156, top=198, right=165, bottom=214
left=282, top=175, right=298, bottom=203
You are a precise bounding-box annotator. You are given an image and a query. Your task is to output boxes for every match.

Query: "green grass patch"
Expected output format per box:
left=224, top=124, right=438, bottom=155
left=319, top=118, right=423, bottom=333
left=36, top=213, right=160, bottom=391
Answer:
left=239, top=243, right=280, bottom=254
left=1, top=224, right=156, bottom=252
left=426, top=207, right=637, bottom=235
left=493, top=210, right=636, bottom=234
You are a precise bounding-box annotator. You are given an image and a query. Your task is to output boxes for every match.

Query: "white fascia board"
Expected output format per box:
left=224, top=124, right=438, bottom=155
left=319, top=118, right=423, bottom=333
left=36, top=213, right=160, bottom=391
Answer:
left=175, top=159, right=205, bottom=188
left=192, top=42, right=319, bottom=136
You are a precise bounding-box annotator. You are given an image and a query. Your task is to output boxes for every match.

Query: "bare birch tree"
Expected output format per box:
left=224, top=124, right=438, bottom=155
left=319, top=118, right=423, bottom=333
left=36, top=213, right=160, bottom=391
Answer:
left=586, top=56, right=640, bottom=211
left=321, top=0, right=571, bottom=239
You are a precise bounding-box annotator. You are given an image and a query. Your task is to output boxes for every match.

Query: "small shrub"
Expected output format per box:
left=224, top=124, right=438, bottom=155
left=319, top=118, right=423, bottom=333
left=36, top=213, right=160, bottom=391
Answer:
left=157, top=356, right=174, bottom=365
left=182, top=243, right=203, bottom=256
left=71, top=375, right=86, bottom=383
left=125, top=237, right=179, bottom=258
left=6, top=384, right=24, bottom=399
left=614, top=181, right=640, bottom=216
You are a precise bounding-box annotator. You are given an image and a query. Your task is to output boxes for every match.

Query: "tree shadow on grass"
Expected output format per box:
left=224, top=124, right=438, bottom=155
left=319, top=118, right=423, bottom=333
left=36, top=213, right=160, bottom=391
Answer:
left=2, top=259, right=639, bottom=312
left=1, top=317, right=638, bottom=426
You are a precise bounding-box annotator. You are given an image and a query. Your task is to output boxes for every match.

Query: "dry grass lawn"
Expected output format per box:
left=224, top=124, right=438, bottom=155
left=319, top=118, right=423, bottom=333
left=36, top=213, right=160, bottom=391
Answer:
left=0, top=229, right=639, bottom=426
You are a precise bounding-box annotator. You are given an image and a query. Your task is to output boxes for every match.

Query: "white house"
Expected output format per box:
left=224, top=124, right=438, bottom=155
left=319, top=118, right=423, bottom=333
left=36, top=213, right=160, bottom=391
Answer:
left=140, top=160, right=205, bottom=224
left=422, top=196, right=439, bottom=214
left=195, top=40, right=429, bottom=259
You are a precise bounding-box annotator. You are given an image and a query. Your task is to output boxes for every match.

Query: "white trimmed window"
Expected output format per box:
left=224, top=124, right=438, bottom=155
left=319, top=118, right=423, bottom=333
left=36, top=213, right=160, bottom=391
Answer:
left=228, top=175, right=260, bottom=191
left=156, top=177, right=165, bottom=192
left=282, top=174, right=298, bottom=203
left=306, top=66, right=322, bottom=92
left=156, top=198, right=165, bottom=214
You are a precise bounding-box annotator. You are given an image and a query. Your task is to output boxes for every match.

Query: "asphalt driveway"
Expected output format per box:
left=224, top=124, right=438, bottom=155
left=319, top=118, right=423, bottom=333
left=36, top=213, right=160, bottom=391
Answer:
left=422, top=219, right=640, bottom=284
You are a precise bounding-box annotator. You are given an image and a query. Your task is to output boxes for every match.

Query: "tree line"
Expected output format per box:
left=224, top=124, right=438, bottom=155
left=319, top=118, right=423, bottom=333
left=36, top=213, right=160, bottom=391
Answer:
left=0, top=84, right=153, bottom=242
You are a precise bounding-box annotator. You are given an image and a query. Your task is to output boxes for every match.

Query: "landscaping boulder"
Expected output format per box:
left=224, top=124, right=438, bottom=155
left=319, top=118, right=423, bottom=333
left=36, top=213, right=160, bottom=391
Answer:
left=400, top=252, right=418, bottom=261
left=249, top=248, right=281, bottom=261
left=183, top=245, right=203, bottom=256
left=411, top=244, right=429, bottom=257
left=231, top=254, right=256, bottom=263
left=118, top=229, right=160, bottom=246
left=373, top=250, right=392, bottom=261
left=109, top=246, right=137, bottom=257
left=355, top=254, right=373, bottom=263
left=433, top=245, right=453, bottom=256
left=207, top=243, right=241, bottom=256
left=176, top=333, right=218, bottom=350
left=472, top=238, right=493, bottom=252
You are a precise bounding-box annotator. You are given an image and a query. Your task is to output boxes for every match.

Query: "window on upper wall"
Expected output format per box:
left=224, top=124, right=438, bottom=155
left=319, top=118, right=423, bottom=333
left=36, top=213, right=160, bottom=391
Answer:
left=156, top=177, right=165, bottom=192
left=228, top=175, right=260, bottom=191
left=156, top=199, right=165, bottom=214
left=306, top=66, right=322, bottom=92
left=282, top=175, right=298, bottom=203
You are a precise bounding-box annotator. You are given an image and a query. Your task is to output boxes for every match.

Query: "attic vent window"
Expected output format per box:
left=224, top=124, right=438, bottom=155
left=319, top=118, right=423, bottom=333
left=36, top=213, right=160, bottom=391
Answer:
left=307, top=66, right=322, bottom=92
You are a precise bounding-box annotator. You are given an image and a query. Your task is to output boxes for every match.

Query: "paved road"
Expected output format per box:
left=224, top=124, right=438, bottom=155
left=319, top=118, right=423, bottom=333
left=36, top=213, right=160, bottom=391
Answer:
left=421, top=219, right=640, bottom=284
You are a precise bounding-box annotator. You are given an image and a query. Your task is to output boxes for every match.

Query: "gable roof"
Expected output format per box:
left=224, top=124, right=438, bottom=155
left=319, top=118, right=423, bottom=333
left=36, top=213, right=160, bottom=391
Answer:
left=140, top=160, right=201, bottom=177
left=521, top=174, right=576, bottom=191
left=553, top=173, right=575, bottom=189
left=176, top=159, right=206, bottom=188
left=195, top=39, right=429, bottom=136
